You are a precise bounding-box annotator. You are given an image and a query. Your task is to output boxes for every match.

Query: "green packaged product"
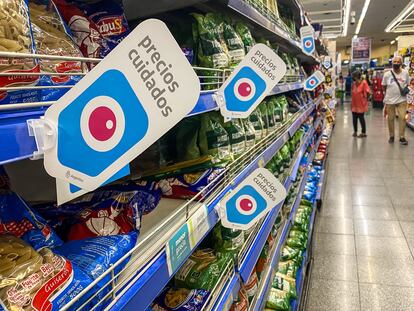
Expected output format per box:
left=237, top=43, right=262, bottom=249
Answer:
left=277, top=96, right=289, bottom=121
left=220, top=16, right=245, bottom=65
left=265, top=288, right=290, bottom=311
left=280, top=246, right=300, bottom=261
left=272, top=272, right=297, bottom=299
left=286, top=237, right=305, bottom=249
left=273, top=97, right=284, bottom=124
left=242, top=118, right=256, bottom=151
left=265, top=98, right=277, bottom=132
left=301, top=199, right=313, bottom=207
left=175, top=248, right=230, bottom=290
left=192, top=13, right=229, bottom=89
left=249, top=107, right=265, bottom=141
left=213, top=225, right=245, bottom=259
left=280, top=145, right=291, bottom=168
left=235, top=22, right=256, bottom=53
left=221, top=118, right=246, bottom=159
left=265, top=157, right=278, bottom=174
left=175, top=116, right=201, bottom=161
left=278, top=260, right=297, bottom=278
left=259, top=102, right=270, bottom=135
left=199, top=112, right=231, bottom=163
left=274, top=152, right=284, bottom=177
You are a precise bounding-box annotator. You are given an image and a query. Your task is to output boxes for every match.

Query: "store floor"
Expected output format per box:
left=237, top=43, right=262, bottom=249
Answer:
left=305, top=101, right=414, bottom=311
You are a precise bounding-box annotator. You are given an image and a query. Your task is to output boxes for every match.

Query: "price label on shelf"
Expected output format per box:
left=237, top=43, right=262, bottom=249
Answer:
left=300, top=25, right=315, bottom=56
left=303, top=71, right=325, bottom=91
left=218, top=167, right=286, bottom=230
left=216, top=44, right=286, bottom=120
left=166, top=205, right=210, bottom=275
left=42, top=19, right=200, bottom=197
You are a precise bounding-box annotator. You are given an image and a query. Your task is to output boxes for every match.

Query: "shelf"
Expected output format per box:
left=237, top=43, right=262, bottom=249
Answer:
left=237, top=119, right=319, bottom=283
left=104, top=101, right=318, bottom=311
left=212, top=274, right=241, bottom=311
left=0, top=82, right=304, bottom=166
left=248, top=135, right=320, bottom=311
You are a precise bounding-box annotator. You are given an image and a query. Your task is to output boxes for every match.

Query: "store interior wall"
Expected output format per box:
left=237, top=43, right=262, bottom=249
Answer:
left=337, top=44, right=395, bottom=61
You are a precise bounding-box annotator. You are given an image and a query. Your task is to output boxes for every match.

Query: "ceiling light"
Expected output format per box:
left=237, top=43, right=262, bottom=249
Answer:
left=385, top=0, right=414, bottom=32
left=342, top=0, right=351, bottom=36
left=355, top=0, right=371, bottom=35
left=391, top=40, right=396, bottom=44
left=353, top=34, right=358, bottom=39
left=344, top=60, right=350, bottom=64
left=396, top=36, right=400, bottom=41
left=372, top=58, right=378, bottom=62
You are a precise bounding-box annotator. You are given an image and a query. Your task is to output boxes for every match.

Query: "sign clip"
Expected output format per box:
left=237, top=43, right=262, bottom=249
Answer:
left=27, top=118, right=56, bottom=160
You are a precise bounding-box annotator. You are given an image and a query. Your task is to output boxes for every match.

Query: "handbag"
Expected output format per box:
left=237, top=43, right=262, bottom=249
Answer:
left=391, top=70, right=410, bottom=96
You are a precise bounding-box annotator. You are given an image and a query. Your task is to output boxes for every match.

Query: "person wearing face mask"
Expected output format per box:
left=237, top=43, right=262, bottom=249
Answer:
left=351, top=70, right=371, bottom=138
left=382, top=55, right=411, bottom=145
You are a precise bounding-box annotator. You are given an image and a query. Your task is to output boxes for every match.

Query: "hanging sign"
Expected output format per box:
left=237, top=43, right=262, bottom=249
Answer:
left=216, top=44, right=286, bottom=119
left=219, top=168, right=286, bottom=230
left=351, top=37, right=371, bottom=63
left=42, top=19, right=200, bottom=192
left=323, top=56, right=332, bottom=69
left=300, top=26, right=315, bottom=56
left=304, top=71, right=325, bottom=91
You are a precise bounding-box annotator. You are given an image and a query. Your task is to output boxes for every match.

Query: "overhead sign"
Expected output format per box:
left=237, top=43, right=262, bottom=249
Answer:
left=219, top=168, right=286, bottom=230
left=323, top=56, right=332, bottom=69
left=351, top=37, right=371, bottom=63
left=300, top=26, right=315, bottom=56
left=43, top=19, right=200, bottom=192
left=216, top=44, right=286, bottom=119
left=304, top=71, right=325, bottom=91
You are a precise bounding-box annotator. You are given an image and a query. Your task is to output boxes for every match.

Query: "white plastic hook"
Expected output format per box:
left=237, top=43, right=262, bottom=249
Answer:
left=27, top=117, right=56, bottom=160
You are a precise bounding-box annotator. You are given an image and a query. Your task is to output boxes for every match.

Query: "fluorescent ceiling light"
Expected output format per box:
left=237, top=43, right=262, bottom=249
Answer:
left=353, top=34, right=358, bottom=39
left=344, top=60, right=350, bottom=64
left=396, top=36, right=400, bottom=41
left=372, top=58, right=378, bottom=61
left=391, top=40, right=396, bottom=44
left=355, top=0, right=371, bottom=34
left=342, top=0, right=351, bottom=36
left=385, top=0, right=414, bottom=32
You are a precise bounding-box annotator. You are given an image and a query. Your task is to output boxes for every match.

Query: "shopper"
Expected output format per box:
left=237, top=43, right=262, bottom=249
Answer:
left=337, top=75, right=345, bottom=105
left=351, top=71, right=371, bottom=138
left=382, top=56, right=411, bottom=145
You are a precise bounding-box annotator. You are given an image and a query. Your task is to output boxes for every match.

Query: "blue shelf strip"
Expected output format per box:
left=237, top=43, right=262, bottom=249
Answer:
left=212, top=274, right=241, bottom=311
left=108, top=100, right=319, bottom=311
left=0, top=82, right=305, bottom=166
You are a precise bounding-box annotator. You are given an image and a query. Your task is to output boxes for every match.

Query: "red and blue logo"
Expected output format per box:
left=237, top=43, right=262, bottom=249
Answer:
left=225, top=185, right=267, bottom=225
left=224, top=66, right=266, bottom=113
left=305, top=75, right=321, bottom=90
left=302, top=37, right=315, bottom=54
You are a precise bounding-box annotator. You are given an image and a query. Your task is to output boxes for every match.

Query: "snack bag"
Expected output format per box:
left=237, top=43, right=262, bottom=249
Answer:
left=0, top=235, right=94, bottom=311
left=34, top=185, right=147, bottom=241
left=0, top=0, right=40, bottom=104
left=151, top=287, right=210, bottom=311
left=174, top=249, right=231, bottom=290
left=53, top=0, right=106, bottom=60
left=157, top=167, right=225, bottom=200
left=0, top=191, right=62, bottom=250
left=77, top=0, right=130, bottom=56
left=265, top=288, right=290, bottom=311
left=29, top=0, right=85, bottom=101
left=272, top=272, right=297, bottom=300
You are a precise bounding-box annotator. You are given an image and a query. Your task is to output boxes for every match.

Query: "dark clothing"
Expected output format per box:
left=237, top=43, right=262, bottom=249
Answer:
left=352, top=112, right=366, bottom=134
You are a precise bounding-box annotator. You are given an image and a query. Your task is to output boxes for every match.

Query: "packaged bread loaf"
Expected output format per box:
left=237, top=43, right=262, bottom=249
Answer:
left=0, top=0, right=40, bottom=104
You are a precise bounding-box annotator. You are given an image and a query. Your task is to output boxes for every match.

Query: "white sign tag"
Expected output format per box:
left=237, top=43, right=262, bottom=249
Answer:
left=304, top=70, right=325, bottom=91
left=43, top=19, right=200, bottom=191
left=216, top=44, right=286, bottom=119
left=219, top=168, right=287, bottom=230
left=323, top=56, right=332, bottom=69
left=300, top=26, right=315, bottom=56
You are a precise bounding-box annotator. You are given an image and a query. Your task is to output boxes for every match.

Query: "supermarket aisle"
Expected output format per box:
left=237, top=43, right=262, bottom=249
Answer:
left=306, top=102, right=414, bottom=311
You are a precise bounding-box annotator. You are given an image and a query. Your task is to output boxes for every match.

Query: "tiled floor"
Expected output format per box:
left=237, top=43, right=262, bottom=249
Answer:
left=305, top=102, right=414, bottom=311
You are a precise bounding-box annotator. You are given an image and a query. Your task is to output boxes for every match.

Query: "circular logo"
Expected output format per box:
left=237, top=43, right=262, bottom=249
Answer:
left=235, top=194, right=257, bottom=216
left=309, top=79, right=317, bottom=86
left=234, top=78, right=256, bottom=102
left=305, top=40, right=312, bottom=48
left=80, top=96, right=125, bottom=152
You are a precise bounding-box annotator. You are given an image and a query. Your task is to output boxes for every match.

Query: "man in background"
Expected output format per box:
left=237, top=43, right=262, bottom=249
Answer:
left=382, top=55, right=410, bottom=145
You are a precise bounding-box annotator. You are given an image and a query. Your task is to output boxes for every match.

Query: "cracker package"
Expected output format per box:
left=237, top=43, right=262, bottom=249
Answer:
left=151, top=287, right=210, bottom=311
left=0, top=0, right=40, bottom=104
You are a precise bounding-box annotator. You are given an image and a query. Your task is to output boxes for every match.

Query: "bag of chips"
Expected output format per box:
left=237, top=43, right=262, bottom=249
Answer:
left=265, top=288, right=290, bottom=311
left=151, top=287, right=210, bottom=311
left=0, top=191, right=62, bottom=250
left=0, top=0, right=40, bottom=104
left=0, top=235, right=95, bottom=311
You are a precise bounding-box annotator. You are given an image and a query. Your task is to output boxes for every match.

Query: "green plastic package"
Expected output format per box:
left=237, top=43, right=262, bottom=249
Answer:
left=273, top=152, right=284, bottom=177
left=199, top=112, right=231, bottom=163
left=221, top=118, right=246, bottom=159
left=280, top=145, right=291, bottom=168
left=249, top=107, right=265, bottom=141
left=273, top=97, right=284, bottom=125
left=220, top=16, right=245, bottom=65
left=242, top=118, right=256, bottom=151
left=213, top=225, right=245, bottom=260
left=175, top=116, right=201, bottom=161
left=175, top=248, right=231, bottom=290
left=272, top=272, right=297, bottom=300
left=265, top=288, right=290, bottom=311
left=235, top=22, right=256, bottom=53
left=265, top=98, right=277, bottom=132
left=259, top=102, right=270, bottom=136
left=280, top=246, right=300, bottom=261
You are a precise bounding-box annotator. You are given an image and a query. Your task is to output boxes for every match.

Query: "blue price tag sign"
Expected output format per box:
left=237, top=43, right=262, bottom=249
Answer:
left=166, top=223, right=192, bottom=274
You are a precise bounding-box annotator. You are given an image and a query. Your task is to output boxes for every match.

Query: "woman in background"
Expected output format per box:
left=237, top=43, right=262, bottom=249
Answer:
left=351, top=71, right=371, bottom=138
